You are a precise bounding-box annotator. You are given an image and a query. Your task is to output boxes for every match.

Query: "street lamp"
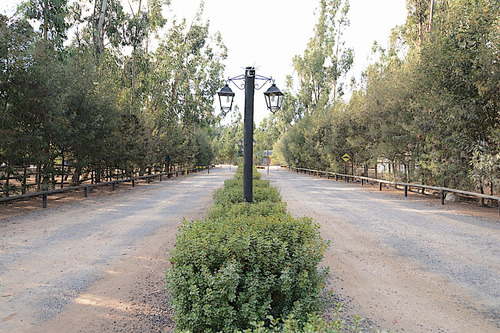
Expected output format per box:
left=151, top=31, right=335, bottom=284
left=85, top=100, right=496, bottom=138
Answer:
left=217, top=67, right=284, bottom=202
left=264, top=84, right=284, bottom=113
left=218, top=84, right=235, bottom=114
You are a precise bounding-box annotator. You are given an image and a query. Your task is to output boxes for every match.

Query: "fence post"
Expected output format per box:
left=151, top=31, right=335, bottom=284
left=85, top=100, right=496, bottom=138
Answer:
left=132, top=179, right=135, bottom=187
left=336, top=174, right=338, bottom=181
left=379, top=182, right=382, bottom=191
left=42, top=193, right=47, bottom=208
left=361, top=178, right=364, bottom=186
left=404, top=185, right=408, bottom=197
left=84, top=186, right=88, bottom=197
left=441, top=190, right=445, bottom=205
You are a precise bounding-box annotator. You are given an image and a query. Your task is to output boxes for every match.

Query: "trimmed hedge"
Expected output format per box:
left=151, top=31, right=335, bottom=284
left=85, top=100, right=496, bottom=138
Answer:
left=166, top=166, right=329, bottom=332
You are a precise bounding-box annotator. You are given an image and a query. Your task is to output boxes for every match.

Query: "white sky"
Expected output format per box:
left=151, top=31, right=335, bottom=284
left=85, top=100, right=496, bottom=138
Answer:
left=168, top=0, right=407, bottom=124
left=1, top=0, right=408, bottom=124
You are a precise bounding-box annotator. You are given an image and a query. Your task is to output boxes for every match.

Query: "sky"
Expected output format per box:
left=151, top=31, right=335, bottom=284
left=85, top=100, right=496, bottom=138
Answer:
left=166, top=0, right=408, bottom=124
left=1, top=0, right=408, bottom=124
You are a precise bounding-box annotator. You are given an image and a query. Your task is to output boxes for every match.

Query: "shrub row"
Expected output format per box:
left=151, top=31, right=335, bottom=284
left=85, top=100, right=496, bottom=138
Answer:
left=166, top=166, right=330, bottom=332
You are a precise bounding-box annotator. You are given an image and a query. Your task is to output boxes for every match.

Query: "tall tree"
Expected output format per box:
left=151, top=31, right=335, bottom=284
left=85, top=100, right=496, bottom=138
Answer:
left=21, top=0, right=69, bottom=48
left=292, top=0, right=353, bottom=115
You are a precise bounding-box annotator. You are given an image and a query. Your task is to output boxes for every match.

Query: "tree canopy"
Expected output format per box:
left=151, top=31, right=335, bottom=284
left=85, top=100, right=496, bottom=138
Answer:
left=0, top=0, right=226, bottom=196
left=276, top=0, right=500, bottom=194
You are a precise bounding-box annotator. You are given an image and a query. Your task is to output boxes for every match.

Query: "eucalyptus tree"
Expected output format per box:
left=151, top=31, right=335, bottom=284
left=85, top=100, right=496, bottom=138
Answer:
left=146, top=11, right=226, bottom=168
left=292, top=0, right=353, bottom=116
left=21, top=0, right=70, bottom=48
left=408, top=0, right=500, bottom=188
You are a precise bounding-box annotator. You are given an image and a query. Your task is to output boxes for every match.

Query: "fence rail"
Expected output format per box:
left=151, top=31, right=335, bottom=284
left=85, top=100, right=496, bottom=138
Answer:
left=0, top=166, right=210, bottom=208
left=283, top=166, right=500, bottom=216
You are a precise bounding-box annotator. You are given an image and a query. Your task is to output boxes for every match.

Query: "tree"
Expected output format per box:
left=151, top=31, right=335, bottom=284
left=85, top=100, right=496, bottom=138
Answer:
left=292, top=0, right=353, bottom=115
left=21, top=0, right=70, bottom=48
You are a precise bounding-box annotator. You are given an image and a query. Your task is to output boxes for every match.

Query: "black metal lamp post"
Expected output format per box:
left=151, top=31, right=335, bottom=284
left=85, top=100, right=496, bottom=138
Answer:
left=217, top=67, right=284, bottom=202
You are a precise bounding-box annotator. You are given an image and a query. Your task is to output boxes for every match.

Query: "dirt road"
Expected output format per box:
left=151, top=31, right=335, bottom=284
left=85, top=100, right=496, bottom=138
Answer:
left=0, top=166, right=234, bottom=332
left=2, top=165, right=499, bottom=332
left=263, top=167, right=500, bottom=332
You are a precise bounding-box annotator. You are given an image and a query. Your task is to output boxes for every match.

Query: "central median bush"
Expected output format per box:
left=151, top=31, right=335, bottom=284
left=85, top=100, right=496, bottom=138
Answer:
left=166, top=166, right=330, bottom=332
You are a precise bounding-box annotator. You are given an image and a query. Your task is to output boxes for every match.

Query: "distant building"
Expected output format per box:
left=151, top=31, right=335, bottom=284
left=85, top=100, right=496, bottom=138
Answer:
left=256, top=150, right=273, bottom=165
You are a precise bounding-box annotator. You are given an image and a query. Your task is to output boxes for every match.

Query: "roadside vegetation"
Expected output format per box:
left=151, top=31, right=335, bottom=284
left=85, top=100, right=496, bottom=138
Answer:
left=1, top=0, right=224, bottom=196
left=2, top=0, right=498, bottom=198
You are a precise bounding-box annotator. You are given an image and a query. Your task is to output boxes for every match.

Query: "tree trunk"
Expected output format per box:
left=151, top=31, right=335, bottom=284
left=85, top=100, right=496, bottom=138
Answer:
left=5, top=163, right=10, bottom=197
left=94, top=0, right=108, bottom=63
left=480, top=179, right=485, bottom=206
left=22, top=165, right=27, bottom=194
left=428, top=0, right=435, bottom=32
left=36, top=163, right=42, bottom=191
left=61, top=154, right=65, bottom=189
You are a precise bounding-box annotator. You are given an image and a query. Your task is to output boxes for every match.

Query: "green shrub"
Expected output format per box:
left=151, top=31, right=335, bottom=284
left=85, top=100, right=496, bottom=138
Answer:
left=206, top=201, right=288, bottom=220
left=233, top=167, right=262, bottom=181
left=167, top=166, right=329, bottom=332
left=214, top=178, right=281, bottom=206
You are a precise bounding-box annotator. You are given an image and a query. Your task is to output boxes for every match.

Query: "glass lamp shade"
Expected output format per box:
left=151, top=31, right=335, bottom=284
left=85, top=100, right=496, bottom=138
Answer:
left=217, top=84, right=235, bottom=113
left=263, top=83, right=284, bottom=113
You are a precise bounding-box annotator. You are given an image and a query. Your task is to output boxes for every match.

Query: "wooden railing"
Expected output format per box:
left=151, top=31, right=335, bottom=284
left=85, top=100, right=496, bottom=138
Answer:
left=0, top=166, right=210, bottom=208
left=283, top=166, right=500, bottom=216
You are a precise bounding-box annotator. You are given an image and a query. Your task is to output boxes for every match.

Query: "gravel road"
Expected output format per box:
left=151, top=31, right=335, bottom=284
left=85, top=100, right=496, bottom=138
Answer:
left=0, top=166, right=234, bottom=332
left=2, top=165, right=499, bottom=333
left=262, top=167, right=500, bottom=332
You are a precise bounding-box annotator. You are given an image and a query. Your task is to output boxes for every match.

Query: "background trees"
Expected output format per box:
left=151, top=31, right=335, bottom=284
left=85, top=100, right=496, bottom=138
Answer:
left=275, top=0, right=500, bottom=194
left=2, top=0, right=498, bottom=197
left=0, top=1, right=226, bottom=196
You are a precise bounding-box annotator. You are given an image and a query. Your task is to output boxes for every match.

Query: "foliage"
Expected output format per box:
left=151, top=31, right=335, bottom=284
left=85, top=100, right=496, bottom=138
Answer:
left=276, top=0, right=500, bottom=194
left=167, top=166, right=329, bottom=332
left=292, top=0, right=353, bottom=114
left=0, top=1, right=226, bottom=196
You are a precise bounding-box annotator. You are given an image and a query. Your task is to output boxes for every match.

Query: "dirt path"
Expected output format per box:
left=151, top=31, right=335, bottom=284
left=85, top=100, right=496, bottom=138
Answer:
left=0, top=166, right=234, bottom=333
left=263, top=167, right=500, bottom=332
left=2, top=165, right=499, bottom=332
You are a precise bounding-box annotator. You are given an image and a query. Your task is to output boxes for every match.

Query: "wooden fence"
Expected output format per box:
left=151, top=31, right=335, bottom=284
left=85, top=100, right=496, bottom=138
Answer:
left=283, top=166, right=500, bottom=216
left=0, top=166, right=210, bottom=209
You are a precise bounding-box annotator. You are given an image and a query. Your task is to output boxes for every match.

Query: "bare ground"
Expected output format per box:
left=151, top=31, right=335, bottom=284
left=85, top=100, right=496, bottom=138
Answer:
left=1, top=166, right=499, bottom=332
left=1, top=166, right=234, bottom=333
left=263, top=167, right=500, bottom=332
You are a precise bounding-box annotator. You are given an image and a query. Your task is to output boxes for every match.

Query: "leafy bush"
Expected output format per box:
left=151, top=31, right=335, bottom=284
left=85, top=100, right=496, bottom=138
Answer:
left=206, top=201, right=288, bottom=220
left=213, top=172, right=281, bottom=206
left=167, top=166, right=329, bottom=332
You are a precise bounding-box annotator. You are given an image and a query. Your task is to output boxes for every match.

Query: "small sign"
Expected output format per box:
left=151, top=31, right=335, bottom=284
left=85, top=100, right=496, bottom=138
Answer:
left=342, top=154, right=350, bottom=162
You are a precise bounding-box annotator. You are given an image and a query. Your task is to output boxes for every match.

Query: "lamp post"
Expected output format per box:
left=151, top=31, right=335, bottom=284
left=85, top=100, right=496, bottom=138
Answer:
left=217, top=67, right=284, bottom=202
